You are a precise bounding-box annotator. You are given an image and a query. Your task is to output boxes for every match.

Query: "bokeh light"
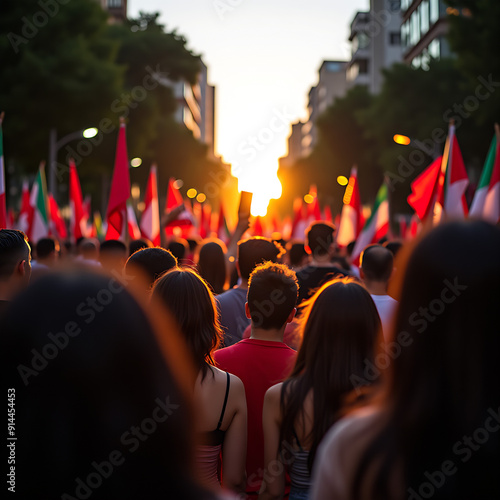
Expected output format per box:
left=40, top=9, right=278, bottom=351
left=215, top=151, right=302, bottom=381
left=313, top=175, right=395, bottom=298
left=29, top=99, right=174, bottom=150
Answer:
left=196, top=193, right=207, bottom=203
left=130, top=157, right=142, bottom=167
left=187, top=188, right=197, bottom=199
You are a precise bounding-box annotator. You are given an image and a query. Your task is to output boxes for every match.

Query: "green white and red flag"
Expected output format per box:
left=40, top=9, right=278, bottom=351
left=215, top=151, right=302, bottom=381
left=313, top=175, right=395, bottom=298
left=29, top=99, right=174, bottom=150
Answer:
left=351, top=182, right=389, bottom=265
left=469, top=125, right=500, bottom=224
left=28, top=164, right=50, bottom=243
left=337, top=166, right=364, bottom=247
left=140, top=165, right=160, bottom=245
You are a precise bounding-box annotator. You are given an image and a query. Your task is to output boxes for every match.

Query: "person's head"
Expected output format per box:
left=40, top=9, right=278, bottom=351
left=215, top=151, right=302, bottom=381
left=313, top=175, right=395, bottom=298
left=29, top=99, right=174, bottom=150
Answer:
left=99, top=239, right=127, bottom=273
left=285, top=240, right=309, bottom=269
left=129, top=238, right=153, bottom=256
left=126, top=247, right=178, bottom=290
left=246, top=261, right=298, bottom=330
left=3, top=271, right=213, bottom=499
left=383, top=240, right=403, bottom=258
left=305, top=221, right=336, bottom=259
left=78, top=238, right=99, bottom=261
left=167, top=238, right=189, bottom=262
left=360, top=244, right=394, bottom=283
left=197, top=239, right=227, bottom=295
left=35, top=237, right=60, bottom=265
left=0, top=229, right=31, bottom=295
left=153, top=267, right=222, bottom=380
left=353, top=221, right=500, bottom=500
left=237, top=236, right=284, bottom=282
left=281, top=278, right=380, bottom=471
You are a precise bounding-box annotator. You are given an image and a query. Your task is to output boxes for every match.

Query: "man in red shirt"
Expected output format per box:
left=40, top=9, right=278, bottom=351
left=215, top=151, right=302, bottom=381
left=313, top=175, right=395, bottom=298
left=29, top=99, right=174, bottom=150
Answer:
left=214, top=261, right=298, bottom=497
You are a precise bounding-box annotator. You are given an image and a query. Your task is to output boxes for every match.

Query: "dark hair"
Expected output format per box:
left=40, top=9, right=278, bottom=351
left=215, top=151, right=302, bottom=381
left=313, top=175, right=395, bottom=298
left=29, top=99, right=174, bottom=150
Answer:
left=330, top=255, right=351, bottom=271
left=197, top=240, right=227, bottom=295
left=100, top=239, right=127, bottom=255
left=281, top=278, right=380, bottom=472
left=237, top=236, right=284, bottom=281
left=36, top=237, right=58, bottom=259
left=346, top=240, right=356, bottom=257
left=0, top=229, right=30, bottom=279
left=286, top=241, right=308, bottom=268
left=306, top=221, right=335, bottom=257
left=126, top=247, right=177, bottom=288
left=383, top=240, right=403, bottom=257
left=167, top=239, right=189, bottom=261
left=129, top=238, right=153, bottom=256
left=247, top=261, right=298, bottom=330
left=360, top=244, right=394, bottom=282
left=3, top=271, right=213, bottom=499
left=152, top=267, right=222, bottom=380
left=353, top=221, right=500, bottom=500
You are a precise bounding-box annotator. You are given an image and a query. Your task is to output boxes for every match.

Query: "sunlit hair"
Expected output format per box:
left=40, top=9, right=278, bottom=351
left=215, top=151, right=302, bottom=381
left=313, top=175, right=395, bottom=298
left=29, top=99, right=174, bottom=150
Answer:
left=352, top=220, right=500, bottom=500
left=152, top=267, right=223, bottom=380
left=237, top=236, right=285, bottom=281
left=280, top=277, right=380, bottom=472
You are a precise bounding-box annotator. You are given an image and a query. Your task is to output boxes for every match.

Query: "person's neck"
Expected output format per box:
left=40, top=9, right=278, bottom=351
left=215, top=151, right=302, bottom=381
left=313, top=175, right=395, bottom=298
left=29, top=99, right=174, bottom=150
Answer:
left=250, top=326, right=285, bottom=343
left=0, top=281, right=14, bottom=301
left=311, top=255, right=333, bottom=267
left=236, top=280, right=248, bottom=290
left=364, top=280, right=388, bottom=295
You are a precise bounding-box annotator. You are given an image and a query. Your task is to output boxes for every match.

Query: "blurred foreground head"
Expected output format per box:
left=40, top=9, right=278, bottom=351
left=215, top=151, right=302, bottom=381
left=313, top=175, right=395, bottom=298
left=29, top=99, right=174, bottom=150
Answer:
left=3, top=271, right=214, bottom=500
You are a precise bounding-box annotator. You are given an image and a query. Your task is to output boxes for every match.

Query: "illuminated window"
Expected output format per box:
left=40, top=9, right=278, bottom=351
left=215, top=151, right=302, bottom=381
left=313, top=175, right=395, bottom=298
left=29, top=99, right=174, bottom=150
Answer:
left=420, top=1, right=430, bottom=34
left=430, top=0, right=440, bottom=23
left=107, top=0, right=122, bottom=7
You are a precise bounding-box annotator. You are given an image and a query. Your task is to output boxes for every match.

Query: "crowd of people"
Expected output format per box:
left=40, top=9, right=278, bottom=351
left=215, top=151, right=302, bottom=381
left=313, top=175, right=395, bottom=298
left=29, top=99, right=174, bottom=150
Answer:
left=1, top=218, right=499, bottom=500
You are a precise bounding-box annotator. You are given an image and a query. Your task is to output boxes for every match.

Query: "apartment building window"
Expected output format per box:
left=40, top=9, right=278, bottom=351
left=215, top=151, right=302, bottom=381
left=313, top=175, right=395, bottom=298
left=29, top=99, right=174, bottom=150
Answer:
left=357, top=59, right=369, bottom=74
left=428, top=38, right=440, bottom=58
left=420, top=0, right=430, bottom=34
left=401, top=21, right=410, bottom=48
left=430, top=0, right=440, bottom=23
left=410, top=10, right=420, bottom=46
left=390, top=32, right=401, bottom=45
left=107, top=0, right=122, bottom=7
left=401, top=0, right=412, bottom=11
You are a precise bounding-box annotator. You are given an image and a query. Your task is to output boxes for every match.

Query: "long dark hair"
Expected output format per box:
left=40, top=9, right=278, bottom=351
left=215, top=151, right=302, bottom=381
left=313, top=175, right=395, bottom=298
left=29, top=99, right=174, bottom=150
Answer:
left=3, top=271, right=214, bottom=500
left=280, top=277, right=380, bottom=471
left=152, top=267, right=223, bottom=379
left=197, top=239, right=227, bottom=294
left=352, top=220, right=500, bottom=500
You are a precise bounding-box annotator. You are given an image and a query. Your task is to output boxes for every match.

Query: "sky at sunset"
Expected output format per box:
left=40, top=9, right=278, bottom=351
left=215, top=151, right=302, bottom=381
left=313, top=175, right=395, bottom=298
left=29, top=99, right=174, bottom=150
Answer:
left=128, top=0, right=368, bottom=211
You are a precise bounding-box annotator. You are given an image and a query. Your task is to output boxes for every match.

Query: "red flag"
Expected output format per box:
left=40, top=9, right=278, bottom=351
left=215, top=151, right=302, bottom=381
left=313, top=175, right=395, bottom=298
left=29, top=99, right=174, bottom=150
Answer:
left=216, top=201, right=230, bottom=243
left=307, top=185, right=322, bottom=222
left=199, top=203, right=211, bottom=239
left=18, top=179, right=31, bottom=233
left=106, top=120, right=130, bottom=241
left=337, top=166, right=364, bottom=247
left=140, top=165, right=160, bottom=246
left=69, top=159, right=86, bottom=242
left=48, top=194, right=67, bottom=239
left=407, top=156, right=443, bottom=221
left=127, top=202, right=141, bottom=240
left=406, top=214, right=420, bottom=239
left=324, top=205, right=333, bottom=223
left=291, top=198, right=307, bottom=239
left=164, top=178, right=194, bottom=235
left=253, top=216, right=264, bottom=236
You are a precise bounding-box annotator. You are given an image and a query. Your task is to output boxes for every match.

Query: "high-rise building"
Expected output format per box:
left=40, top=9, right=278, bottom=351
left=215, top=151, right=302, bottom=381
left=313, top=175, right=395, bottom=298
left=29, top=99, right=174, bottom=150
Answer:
left=347, top=0, right=402, bottom=93
left=302, top=61, right=348, bottom=156
left=280, top=121, right=305, bottom=168
left=100, top=0, right=128, bottom=23
left=401, top=0, right=450, bottom=69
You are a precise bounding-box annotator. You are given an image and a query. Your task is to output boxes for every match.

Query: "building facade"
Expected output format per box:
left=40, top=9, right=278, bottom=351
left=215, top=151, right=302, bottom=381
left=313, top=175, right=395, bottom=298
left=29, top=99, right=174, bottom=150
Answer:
left=347, top=0, right=402, bottom=93
left=100, top=0, right=128, bottom=23
left=401, top=0, right=450, bottom=69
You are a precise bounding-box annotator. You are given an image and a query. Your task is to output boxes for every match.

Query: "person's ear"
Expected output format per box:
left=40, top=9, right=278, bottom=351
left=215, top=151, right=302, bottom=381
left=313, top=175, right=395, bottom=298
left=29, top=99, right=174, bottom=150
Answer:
left=17, top=260, right=26, bottom=277
left=286, top=307, right=296, bottom=324
left=359, top=268, right=365, bottom=280
left=245, top=302, right=251, bottom=319
left=304, top=245, right=312, bottom=255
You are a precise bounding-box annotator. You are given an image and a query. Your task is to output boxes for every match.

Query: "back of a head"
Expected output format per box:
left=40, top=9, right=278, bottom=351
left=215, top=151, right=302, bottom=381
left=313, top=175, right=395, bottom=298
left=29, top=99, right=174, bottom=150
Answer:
left=286, top=241, right=308, bottom=268
left=383, top=240, right=403, bottom=258
left=0, top=229, right=30, bottom=280
left=358, top=221, right=500, bottom=500
left=100, top=239, right=127, bottom=256
left=79, top=238, right=99, bottom=260
left=36, top=237, right=58, bottom=260
left=167, top=238, right=189, bottom=261
left=3, top=271, right=209, bottom=499
left=247, top=261, right=298, bottom=330
left=297, top=278, right=380, bottom=383
left=237, top=236, right=284, bottom=281
left=306, top=221, right=335, bottom=257
left=100, top=239, right=127, bottom=271
left=129, top=238, right=153, bottom=256
left=126, top=247, right=177, bottom=287
left=360, top=244, right=394, bottom=282
left=198, top=240, right=227, bottom=294
left=152, top=267, right=222, bottom=378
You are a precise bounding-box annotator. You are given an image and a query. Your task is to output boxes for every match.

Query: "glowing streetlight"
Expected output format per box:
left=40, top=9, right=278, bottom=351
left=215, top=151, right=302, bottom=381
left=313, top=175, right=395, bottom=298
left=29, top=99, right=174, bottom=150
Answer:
left=337, top=175, right=348, bottom=186
left=393, top=134, right=411, bottom=146
left=187, top=188, right=197, bottom=199
left=130, top=157, right=142, bottom=168
left=196, top=193, right=207, bottom=203
left=303, top=194, right=314, bottom=204
left=82, top=127, right=98, bottom=139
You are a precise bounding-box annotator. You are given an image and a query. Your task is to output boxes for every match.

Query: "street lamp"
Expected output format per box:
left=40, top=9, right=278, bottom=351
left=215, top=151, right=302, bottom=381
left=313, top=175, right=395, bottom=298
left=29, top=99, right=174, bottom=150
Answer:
left=49, top=127, right=98, bottom=196
left=393, top=133, right=440, bottom=158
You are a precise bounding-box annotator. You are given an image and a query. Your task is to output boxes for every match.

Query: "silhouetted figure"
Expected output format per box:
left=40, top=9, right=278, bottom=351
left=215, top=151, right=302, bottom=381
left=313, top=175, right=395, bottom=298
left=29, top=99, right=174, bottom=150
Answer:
left=100, top=239, right=127, bottom=274
left=125, top=247, right=177, bottom=291
left=312, top=220, right=500, bottom=500
left=129, top=237, right=153, bottom=256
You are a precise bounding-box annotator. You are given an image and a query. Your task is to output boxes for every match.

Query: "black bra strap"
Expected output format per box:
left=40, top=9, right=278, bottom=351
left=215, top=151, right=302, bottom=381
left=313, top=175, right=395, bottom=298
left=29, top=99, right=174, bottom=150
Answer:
left=216, top=372, right=231, bottom=431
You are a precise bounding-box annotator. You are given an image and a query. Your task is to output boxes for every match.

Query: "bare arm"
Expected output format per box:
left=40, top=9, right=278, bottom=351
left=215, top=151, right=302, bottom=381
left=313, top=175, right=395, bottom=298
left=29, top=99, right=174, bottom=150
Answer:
left=221, top=374, right=247, bottom=493
left=259, top=383, right=285, bottom=500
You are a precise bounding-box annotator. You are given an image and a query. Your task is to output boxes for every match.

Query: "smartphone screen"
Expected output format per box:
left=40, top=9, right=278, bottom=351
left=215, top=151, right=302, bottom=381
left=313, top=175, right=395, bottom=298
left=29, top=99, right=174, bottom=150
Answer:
left=238, top=191, right=253, bottom=219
